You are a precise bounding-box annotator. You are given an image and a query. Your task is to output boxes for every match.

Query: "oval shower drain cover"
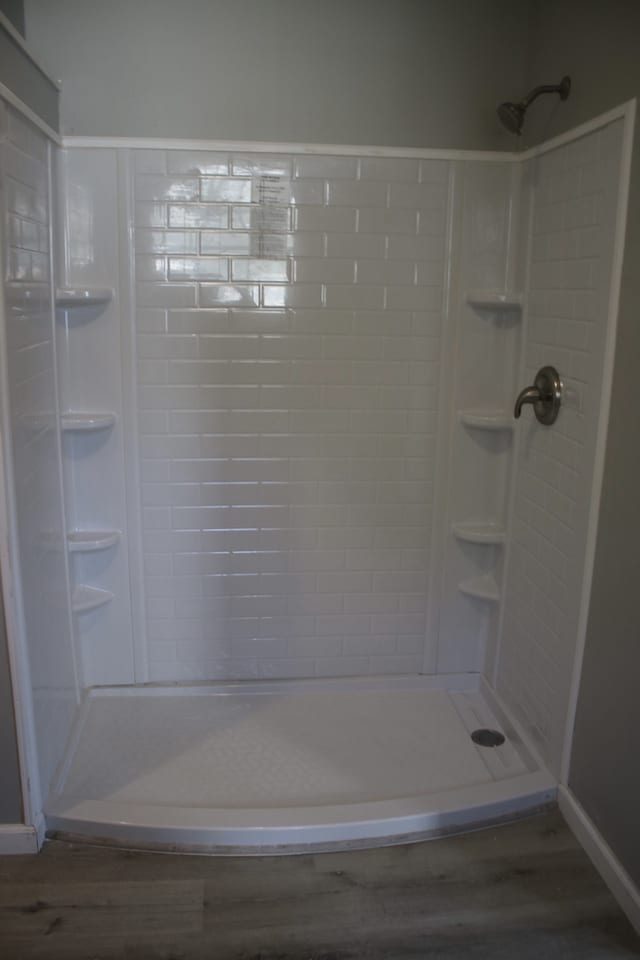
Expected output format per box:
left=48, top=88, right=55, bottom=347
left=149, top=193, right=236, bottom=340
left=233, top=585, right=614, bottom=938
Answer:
left=471, top=728, right=506, bottom=748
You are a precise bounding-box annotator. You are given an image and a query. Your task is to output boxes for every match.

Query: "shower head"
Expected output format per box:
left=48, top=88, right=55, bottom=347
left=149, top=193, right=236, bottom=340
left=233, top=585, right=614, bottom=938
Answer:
left=498, top=75, right=571, bottom=136
left=497, top=101, right=526, bottom=135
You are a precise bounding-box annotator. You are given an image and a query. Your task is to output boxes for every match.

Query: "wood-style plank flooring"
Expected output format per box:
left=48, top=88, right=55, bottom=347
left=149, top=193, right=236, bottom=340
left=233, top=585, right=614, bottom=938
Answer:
left=0, top=812, right=638, bottom=959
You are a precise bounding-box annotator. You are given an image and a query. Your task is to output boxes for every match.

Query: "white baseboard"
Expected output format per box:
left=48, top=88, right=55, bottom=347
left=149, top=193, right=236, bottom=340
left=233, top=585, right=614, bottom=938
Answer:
left=559, top=785, right=640, bottom=936
left=0, top=823, right=40, bottom=854
left=33, top=810, right=46, bottom=849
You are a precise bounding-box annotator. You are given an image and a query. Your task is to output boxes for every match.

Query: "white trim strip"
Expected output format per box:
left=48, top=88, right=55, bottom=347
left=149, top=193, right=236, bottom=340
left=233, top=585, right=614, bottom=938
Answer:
left=492, top=163, right=535, bottom=689
left=559, top=786, right=640, bottom=936
left=0, top=823, right=39, bottom=855
left=559, top=99, right=636, bottom=784
left=61, top=135, right=517, bottom=162
left=46, top=139, right=80, bottom=702
left=422, top=162, right=459, bottom=674
left=34, top=810, right=46, bottom=849
left=117, top=149, right=149, bottom=682
left=0, top=11, right=61, bottom=90
left=519, top=102, right=635, bottom=161
left=0, top=80, right=60, bottom=145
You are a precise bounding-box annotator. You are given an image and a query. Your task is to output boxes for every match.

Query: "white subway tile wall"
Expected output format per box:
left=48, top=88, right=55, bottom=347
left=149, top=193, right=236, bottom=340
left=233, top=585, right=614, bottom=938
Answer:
left=497, top=122, right=624, bottom=776
left=0, top=105, right=76, bottom=793
left=133, top=150, right=449, bottom=680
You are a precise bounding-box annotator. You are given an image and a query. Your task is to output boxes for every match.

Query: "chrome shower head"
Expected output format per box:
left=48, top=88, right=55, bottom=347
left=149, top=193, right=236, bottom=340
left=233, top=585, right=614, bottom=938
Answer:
left=497, top=75, right=571, bottom=136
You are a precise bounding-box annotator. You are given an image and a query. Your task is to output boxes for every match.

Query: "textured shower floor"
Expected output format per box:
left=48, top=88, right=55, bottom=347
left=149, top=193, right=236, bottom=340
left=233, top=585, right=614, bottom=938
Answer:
left=45, top=677, right=556, bottom=852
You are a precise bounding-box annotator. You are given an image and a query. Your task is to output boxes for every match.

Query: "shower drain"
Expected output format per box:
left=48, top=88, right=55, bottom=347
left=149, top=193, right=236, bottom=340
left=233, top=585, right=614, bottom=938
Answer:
left=471, top=728, right=506, bottom=748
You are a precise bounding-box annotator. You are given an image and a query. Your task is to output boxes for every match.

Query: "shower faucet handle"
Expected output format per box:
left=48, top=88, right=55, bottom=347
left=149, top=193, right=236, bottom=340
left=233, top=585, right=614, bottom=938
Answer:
left=514, top=365, right=562, bottom=425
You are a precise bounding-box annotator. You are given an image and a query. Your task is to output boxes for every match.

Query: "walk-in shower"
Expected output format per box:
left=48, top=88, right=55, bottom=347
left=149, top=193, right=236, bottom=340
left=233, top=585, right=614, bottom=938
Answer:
left=0, top=83, right=633, bottom=851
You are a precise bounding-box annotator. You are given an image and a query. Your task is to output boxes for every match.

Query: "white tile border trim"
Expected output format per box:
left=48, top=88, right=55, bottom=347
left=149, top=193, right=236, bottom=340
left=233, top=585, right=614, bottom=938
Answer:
left=0, top=823, right=40, bottom=854
left=559, top=785, right=640, bottom=936
left=61, top=135, right=516, bottom=162
left=117, top=149, right=150, bottom=683
left=47, top=139, right=81, bottom=700
left=519, top=102, right=635, bottom=161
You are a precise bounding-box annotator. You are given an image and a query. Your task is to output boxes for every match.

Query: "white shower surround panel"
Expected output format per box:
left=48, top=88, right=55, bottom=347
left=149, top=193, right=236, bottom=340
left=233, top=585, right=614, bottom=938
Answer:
left=45, top=103, right=632, bottom=797
left=497, top=119, right=626, bottom=776
left=132, top=150, right=450, bottom=682
left=0, top=92, right=631, bottom=852
left=0, top=103, right=76, bottom=800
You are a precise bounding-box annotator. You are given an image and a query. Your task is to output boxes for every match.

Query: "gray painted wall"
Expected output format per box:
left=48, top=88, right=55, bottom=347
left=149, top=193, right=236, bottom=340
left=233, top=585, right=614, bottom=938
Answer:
left=525, top=0, right=640, bottom=889
left=0, top=17, right=58, bottom=131
left=0, top=590, right=22, bottom=823
left=24, top=0, right=530, bottom=148
left=0, top=0, right=25, bottom=35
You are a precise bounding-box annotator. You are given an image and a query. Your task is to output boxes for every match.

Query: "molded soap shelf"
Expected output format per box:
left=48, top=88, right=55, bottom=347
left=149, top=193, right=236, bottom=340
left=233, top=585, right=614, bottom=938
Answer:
left=67, top=531, right=121, bottom=553
left=453, top=521, right=506, bottom=545
left=466, top=290, right=523, bottom=311
left=72, top=585, right=114, bottom=614
left=458, top=574, right=500, bottom=603
left=459, top=409, right=513, bottom=431
left=56, top=287, right=113, bottom=308
left=61, top=412, right=116, bottom=432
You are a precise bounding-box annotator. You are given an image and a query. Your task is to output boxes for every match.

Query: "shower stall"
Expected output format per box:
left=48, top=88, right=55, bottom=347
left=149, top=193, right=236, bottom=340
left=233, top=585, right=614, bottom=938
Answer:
left=0, top=88, right=634, bottom=850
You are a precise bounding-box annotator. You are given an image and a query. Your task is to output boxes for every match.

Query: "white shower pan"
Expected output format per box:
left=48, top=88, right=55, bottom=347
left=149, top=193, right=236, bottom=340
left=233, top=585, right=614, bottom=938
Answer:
left=45, top=676, right=556, bottom=853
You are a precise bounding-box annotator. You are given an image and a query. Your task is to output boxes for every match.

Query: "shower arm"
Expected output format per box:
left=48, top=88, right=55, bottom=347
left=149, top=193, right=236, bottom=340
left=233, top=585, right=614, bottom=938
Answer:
left=521, top=80, right=570, bottom=110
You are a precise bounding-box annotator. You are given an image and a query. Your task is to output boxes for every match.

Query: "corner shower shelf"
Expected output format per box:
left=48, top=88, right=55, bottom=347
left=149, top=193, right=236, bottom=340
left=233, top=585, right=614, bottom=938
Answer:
left=71, top=585, right=114, bottom=614
left=453, top=521, right=506, bottom=545
left=458, top=574, right=500, bottom=603
left=466, top=290, right=524, bottom=311
left=67, top=530, right=121, bottom=553
left=459, top=409, right=513, bottom=432
left=55, top=287, right=113, bottom=308
left=61, top=412, right=116, bottom=432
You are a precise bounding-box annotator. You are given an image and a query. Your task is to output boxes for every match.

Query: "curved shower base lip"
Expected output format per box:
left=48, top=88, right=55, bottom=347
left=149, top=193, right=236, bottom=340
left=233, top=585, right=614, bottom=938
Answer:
left=44, top=774, right=557, bottom=855
left=43, top=676, right=557, bottom=854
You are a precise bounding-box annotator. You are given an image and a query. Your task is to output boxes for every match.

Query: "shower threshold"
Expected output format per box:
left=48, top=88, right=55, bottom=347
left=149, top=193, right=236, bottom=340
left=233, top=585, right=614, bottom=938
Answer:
left=44, top=675, right=556, bottom=854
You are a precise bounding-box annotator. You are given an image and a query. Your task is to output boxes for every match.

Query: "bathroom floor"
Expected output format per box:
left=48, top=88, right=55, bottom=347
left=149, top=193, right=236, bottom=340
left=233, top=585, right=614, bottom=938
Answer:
left=0, top=812, right=637, bottom=959
left=45, top=679, right=554, bottom=850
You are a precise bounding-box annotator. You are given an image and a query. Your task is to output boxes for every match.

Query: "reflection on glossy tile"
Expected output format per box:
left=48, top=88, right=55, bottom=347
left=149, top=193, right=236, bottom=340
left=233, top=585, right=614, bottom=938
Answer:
left=168, top=257, right=228, bottom=281
left=136, top=230, right=198, bottom=254
left=169, top=204, right=228, bottom=229
left=262, top=284, right=323, bottom=308
left=201, top=231, right=251, bottom=255
left=135, top=175, right=199, bottom=202
left=232, top=155, right=292, bottom=177
left=199, top=284, right=260, bottom=307
left=200, top=178, right=252, bottom=203
left=232, top=259, right=289, bottom=282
